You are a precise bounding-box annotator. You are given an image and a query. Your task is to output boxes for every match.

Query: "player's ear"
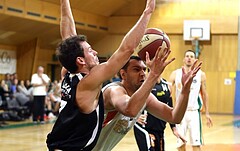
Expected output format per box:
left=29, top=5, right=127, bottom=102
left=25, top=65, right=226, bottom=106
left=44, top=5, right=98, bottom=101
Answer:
left=119, top=69, right=126, bottom=80
left=76, top=57, right=85, bottom=65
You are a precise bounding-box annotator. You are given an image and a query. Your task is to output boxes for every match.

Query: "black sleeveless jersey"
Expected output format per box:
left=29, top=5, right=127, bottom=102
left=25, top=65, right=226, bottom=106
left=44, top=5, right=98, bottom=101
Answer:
left=145, top=78, right=175, bottom=132
left=46, top=72, right=104, bottom=151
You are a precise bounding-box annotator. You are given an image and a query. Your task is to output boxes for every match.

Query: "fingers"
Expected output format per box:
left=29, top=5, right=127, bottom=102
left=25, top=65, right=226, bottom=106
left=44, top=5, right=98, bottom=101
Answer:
left=192, top=61, right=202, bottom=76
left=161, top=49, right=171, bottom=62
left=191, top=59, right=198, bottom=70
left=145, top=51, right=150, bottom=63
left=165, top=57, right=175, bottom=66
left=154, top=46, right=163, bottom=60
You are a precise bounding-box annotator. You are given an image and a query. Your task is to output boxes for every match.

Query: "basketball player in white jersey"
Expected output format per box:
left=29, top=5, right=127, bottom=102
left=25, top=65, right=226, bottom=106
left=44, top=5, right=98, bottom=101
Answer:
left=93, top=53, right=202, bottom=151
left=169, top=50, right=213, bottom=151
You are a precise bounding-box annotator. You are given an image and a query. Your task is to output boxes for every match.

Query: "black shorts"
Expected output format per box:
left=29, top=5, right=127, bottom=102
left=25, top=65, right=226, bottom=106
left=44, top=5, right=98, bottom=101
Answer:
left=134, top=124, right=165, bottom=151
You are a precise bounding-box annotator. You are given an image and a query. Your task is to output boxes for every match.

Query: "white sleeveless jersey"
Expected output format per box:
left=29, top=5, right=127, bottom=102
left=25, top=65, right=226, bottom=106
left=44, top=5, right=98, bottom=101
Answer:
left=175, top=69, right=202, bottom=110
left=92, top=82, right=146, bottom=151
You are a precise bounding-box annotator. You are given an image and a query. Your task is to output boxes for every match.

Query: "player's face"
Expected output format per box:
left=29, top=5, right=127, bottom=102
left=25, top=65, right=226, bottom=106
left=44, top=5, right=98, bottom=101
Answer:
left=183, top=51, right=196, bottom=67
left=81, top=41, right=99, bottom=69
left=124, top=59, right=147, bottom=91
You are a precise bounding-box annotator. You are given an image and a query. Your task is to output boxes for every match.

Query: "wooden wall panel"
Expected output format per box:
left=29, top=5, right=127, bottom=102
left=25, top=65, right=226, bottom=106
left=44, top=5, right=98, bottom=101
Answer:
left=42, top=2, right=59, bottom=24
left=4, top=0, right=25, bottom=17
left=25, top=0, right=42, bottom=21
left=108, top=16, right=139, bottom=34
left=95, top=34, right=124, bottom=56
left=17, top=39, right=37, bottom=80
left=206, top=72, right=219, bottom=113
left=16, top=39, right=57, bottom=81
left=218, top=72, right=235, bottom=114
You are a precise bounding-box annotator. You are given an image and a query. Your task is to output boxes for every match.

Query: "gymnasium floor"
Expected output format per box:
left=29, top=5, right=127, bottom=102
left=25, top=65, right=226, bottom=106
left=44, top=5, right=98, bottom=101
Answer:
left=0, top=114, right=239, bottom=151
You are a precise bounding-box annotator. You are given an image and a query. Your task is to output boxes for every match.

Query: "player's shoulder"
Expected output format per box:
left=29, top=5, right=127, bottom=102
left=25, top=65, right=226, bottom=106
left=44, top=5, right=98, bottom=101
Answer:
left=102, top=82, right=122, bottom=92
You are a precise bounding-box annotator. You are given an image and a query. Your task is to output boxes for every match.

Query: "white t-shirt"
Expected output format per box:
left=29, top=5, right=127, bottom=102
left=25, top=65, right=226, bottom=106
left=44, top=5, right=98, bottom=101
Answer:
left=31, top=73, right=50, bottom=96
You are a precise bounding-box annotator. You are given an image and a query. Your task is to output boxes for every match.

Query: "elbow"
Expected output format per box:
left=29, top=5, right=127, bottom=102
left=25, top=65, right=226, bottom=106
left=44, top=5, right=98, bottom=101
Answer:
left=170, top=119, right=181, bottom=124
left=121, top=42, right=135, bottom=55
left=171, top=116, right=182, bottom=124
left=174, top=120, right=181, bottom=124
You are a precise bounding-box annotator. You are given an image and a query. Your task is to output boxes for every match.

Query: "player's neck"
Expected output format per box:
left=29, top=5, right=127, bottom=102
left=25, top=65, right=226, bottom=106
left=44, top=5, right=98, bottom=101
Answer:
left=183, top=65, right=191, bottom=72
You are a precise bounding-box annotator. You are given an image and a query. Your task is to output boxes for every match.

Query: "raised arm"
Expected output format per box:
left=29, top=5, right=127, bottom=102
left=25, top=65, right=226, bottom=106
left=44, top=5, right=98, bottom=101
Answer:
left=60, top=0, right=77, bottom=40
left=60, top=0, right=77, bottom=78
left=146, top=60, right=202, bottom=123
left=89, top=0, right=156, bottom=86
left=200, top=71, right=213, bottom=127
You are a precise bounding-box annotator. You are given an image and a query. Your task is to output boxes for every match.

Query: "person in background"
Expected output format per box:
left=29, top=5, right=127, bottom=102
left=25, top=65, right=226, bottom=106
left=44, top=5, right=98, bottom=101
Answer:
left=17, top=80, right=32, bottom=99
left=169, top=50, right=213, bottom=151
left=25, top=80, right=32, bottom=90
left=0, top=80, right=11, bottom=108
left=4, top=73, right=12, bottom=93
left=31, top=66, right=50, bottom=124
left=10, top=78, right=18, bottom=95
left=46, top=80, right=62, bottom=117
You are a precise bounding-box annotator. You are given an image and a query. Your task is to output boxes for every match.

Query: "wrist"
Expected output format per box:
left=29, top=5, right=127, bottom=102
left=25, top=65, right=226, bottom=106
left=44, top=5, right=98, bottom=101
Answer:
left=181, top=87, right=190, bottom=95
left=143, top=9, right=153, bottom=16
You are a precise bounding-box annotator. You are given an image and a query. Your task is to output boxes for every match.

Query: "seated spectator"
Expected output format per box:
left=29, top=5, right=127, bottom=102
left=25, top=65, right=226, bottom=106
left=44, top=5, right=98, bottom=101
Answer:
left=0, top=80, right=11, bottom=109
left=25, top=80, right=33, bottom=90
left=11, top=78, right=18, bottom=95
left=45, top=80, right=62, bottom=118
left=17, top=80, right=32, bottom=100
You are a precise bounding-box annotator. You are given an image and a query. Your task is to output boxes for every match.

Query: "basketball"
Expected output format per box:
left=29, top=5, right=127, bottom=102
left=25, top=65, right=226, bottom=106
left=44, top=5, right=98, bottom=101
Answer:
left=135, top=28, right=171, bottom=61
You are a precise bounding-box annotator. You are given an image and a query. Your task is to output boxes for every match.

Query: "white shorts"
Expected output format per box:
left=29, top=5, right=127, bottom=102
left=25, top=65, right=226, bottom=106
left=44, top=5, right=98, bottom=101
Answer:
left=176, top=110, right=203, bottom=147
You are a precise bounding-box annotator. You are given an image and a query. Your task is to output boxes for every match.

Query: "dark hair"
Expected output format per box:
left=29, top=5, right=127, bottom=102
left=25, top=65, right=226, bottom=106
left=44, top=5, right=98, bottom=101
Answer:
left=56, top=35, right=87, bottom=73
left=184, top=49, right=196, bottom=58
left=118, top=55, right=142, bottom=79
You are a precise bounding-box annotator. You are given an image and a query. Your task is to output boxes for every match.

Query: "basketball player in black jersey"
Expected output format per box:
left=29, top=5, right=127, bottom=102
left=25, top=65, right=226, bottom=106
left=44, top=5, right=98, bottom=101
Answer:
left=134, top=77, right=186, bottom=151
left=46, top=0, right=157, bottom=150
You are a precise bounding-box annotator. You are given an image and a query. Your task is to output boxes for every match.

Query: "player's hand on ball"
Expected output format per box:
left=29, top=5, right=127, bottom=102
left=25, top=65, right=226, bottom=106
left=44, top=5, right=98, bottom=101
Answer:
left=146, top=46, right=175, bottom=77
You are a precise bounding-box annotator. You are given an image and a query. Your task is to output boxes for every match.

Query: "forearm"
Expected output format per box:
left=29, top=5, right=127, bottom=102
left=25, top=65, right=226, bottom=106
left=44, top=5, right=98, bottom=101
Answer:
left=125, top=72, right=159, bottom=117
left=202, top=93, right=210, bottom=114
left=60, top=0, right=77, bottom=40
left=171, top=89, right=190, bottom=123
left=119, top=3, right=154, bottom=53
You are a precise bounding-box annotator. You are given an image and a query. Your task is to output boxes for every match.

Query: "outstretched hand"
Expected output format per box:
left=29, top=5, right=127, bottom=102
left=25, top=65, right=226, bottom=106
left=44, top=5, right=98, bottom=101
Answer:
left=145, top=46, right=175, bottom=77
left=181, top=60, right=202, bottom=91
